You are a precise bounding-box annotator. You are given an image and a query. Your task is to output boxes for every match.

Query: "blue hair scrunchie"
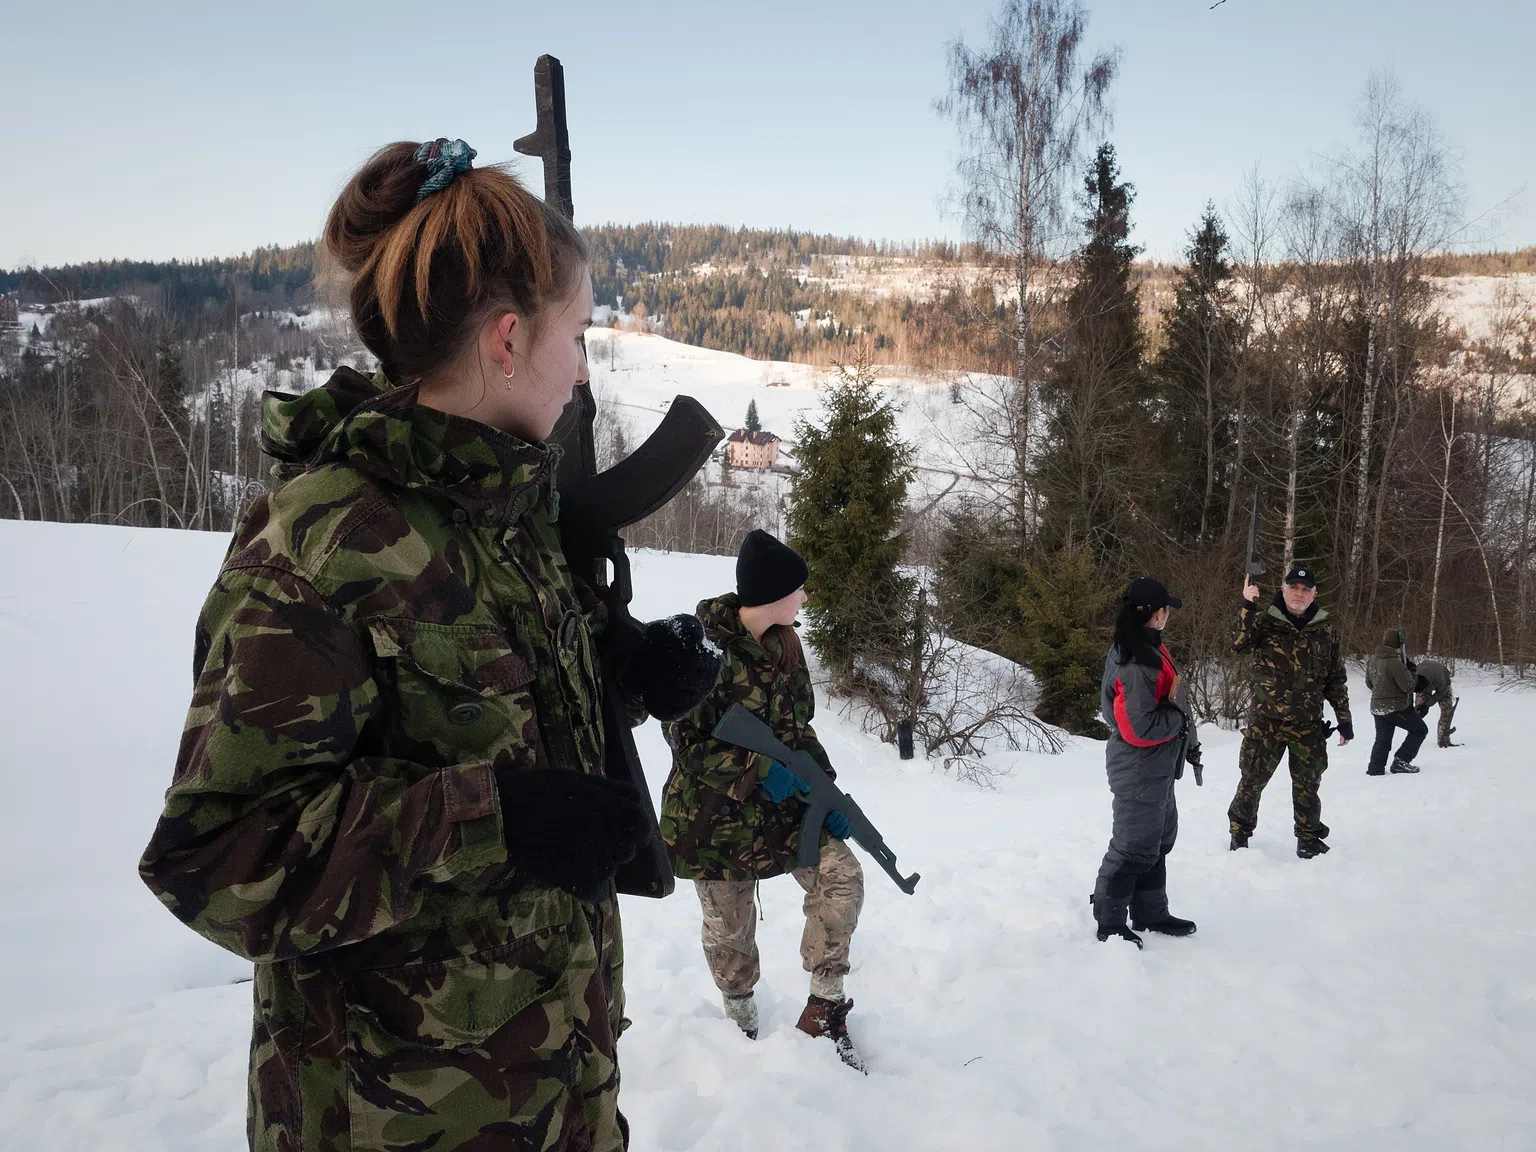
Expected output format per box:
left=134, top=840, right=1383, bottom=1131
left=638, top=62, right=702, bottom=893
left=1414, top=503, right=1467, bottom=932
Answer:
left=413, top=138, right=476, bottom=202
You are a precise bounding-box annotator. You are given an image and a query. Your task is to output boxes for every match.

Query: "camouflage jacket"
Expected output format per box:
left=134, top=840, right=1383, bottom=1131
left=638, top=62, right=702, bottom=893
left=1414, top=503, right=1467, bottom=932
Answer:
left=1233, top=594, right=1352, bottom=733
left=138, top=369, right=630, bottom=1152
left=659, top=594, right=833, bottom=881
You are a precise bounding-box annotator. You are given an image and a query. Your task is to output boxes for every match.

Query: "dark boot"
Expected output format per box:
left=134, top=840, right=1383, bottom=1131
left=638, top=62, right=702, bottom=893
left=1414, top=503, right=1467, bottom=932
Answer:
left=1389, top=756, right=1420, bottom=774
left=796, top=996, right=866, bottom=1074
left=1130, top=884, right=1198, bottom=940
left=1091, top=893, right=1144, bottom=948
left=1366, top=765, right=1385, bottom=776
left=1129, top=874, right=1196, bottom=936
left=1136, top=915, right=1195, bottom=936
left=1230, top=831, right=1250, bottom=851
left=1297, top=837, right=1330, bottom=859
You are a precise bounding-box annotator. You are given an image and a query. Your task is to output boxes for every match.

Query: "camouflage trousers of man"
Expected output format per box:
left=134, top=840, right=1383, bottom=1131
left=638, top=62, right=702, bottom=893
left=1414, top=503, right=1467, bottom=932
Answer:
left=1416, top=692, right=1456, bottom=746
left=1229, top=718, right=1330, bottom=843
left=693, top=839, right=864, bottom=999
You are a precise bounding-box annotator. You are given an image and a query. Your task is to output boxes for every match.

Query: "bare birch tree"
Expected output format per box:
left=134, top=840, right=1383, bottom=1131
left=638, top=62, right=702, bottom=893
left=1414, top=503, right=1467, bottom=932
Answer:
left=937, top=0, right=1117, bottom=537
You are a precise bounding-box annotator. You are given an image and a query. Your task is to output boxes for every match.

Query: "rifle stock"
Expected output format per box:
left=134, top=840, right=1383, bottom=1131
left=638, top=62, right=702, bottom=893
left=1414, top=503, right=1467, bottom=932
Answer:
left=711, top=704, right=920, bottom=895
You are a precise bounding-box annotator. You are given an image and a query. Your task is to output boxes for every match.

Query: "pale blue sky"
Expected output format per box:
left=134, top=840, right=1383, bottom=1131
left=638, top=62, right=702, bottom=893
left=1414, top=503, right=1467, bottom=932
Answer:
left=4, top=0, right=1531, bottom=269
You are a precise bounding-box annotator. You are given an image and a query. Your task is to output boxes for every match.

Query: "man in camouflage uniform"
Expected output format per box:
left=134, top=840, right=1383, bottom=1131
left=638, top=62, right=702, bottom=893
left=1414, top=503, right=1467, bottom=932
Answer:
left=140, top=370, right=699, bottom=1152
left=1228, top=566, right=1354, bottom=859
left=660, top=531, right=866, bottom=1070
left=1414, top=657, right=1457, bottom=747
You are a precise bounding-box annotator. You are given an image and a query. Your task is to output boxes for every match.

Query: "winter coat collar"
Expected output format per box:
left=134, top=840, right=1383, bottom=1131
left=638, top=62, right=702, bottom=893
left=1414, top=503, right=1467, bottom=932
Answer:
left=1268, top=592, right=1325, bottom=631
left=697, top=592, right=788, bottom=668
left=262, top=367, right=558, bottom=528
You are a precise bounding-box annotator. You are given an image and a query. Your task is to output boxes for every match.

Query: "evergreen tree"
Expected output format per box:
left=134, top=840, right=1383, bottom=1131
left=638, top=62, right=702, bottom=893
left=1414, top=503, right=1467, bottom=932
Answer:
left=788, top=351, right=915, bottom=691
left=1017, top=144, right=1142, bottom=733
left=1033, top=142, right=1147, bottom=564
left=745, top=399, right=761, bottom=432
left=1014, top=544, right=1112, bottom=734
left=1153, top=206, right=1244, bottom=543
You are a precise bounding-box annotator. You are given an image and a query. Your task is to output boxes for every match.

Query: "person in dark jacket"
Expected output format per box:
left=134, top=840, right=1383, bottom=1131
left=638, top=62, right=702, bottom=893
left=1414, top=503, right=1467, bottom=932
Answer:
left=1364, top=628, right=1427, bottom=775
left=661, top=530, right=866, bottom=1071
left=1091, top=577, right=1202, bottom=948
left=1414, top=658, right=1457, bottom=747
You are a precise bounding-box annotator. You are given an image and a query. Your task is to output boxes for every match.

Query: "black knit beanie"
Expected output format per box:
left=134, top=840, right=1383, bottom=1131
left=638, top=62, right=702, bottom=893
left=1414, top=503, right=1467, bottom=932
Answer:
left=736, top=529, right=809, bottom=607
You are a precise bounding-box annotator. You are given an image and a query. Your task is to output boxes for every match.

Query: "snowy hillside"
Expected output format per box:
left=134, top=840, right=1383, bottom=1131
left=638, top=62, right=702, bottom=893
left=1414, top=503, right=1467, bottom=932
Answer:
left=1, top=519, right=1534, bottom=1150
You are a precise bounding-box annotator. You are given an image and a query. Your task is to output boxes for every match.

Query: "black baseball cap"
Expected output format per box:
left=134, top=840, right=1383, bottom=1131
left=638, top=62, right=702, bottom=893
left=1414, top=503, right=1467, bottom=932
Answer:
left=1284, top=566, right=1317, bottom=588
left=1122, top=576, right=1182, bottom=611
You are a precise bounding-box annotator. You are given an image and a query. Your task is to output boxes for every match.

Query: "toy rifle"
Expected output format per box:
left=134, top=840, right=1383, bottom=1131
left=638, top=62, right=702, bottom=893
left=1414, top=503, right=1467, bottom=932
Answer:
left=1244, top=487, right=1266, bottom=581
left=515, top=55, right=724, bottom=898
left=712, top=704, right=921, bottom=895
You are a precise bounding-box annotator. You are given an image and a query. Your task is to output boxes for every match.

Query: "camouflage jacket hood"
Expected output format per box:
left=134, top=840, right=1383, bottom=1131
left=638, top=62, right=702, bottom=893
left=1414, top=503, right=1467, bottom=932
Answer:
left=660, top=593, right=833, bottom=881
left=140, top=367, right=630, bottom=1150
left=1234, top=595, right=1352, bottom=731
left=262, top=366, right=561, bottom=526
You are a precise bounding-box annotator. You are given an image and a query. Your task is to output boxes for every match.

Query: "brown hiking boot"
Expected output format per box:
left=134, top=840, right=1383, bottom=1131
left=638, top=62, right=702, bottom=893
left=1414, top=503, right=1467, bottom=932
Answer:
left=796, top=995, right=867, bottom=1074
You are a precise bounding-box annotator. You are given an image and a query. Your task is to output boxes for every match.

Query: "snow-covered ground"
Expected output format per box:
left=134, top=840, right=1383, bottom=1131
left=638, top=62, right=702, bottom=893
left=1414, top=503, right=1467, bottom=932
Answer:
left=1, top=518, right=1534, bottom=1151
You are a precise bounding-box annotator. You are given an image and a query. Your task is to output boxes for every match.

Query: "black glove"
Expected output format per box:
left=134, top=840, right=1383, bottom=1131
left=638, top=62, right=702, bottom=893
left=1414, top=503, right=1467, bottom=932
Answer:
left=1416, top=703, right=1429, bottom=718
left=494, top=769, right=652, bottom=900
left=1337, top=721, right=1354, bottom=741
left=619, top=614, right=722, bottom=721
left=1406, top=659, right=1417, bottom=672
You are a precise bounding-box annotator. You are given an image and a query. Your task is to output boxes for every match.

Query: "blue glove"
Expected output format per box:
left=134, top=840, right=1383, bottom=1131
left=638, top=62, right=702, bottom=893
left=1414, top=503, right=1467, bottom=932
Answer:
left=824, top=810, right=851, bottom=839
left=762, top=760, right=810, bottom=804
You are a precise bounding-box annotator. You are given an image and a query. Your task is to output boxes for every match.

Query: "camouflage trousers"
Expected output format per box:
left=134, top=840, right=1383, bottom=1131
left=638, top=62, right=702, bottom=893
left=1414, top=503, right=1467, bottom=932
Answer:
left=250, top=897, right=628, bottom=1152
left=1229, top=718, right=1330, bottom=843
left=1416, top=692, right=1456, bottom=746
left=693, top=838, right=864, bottom=999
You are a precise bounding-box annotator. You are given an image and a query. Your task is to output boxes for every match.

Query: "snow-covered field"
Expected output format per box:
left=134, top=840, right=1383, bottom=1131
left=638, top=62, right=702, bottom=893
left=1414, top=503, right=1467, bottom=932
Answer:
left=2, top=518, right=1534, bottom=1151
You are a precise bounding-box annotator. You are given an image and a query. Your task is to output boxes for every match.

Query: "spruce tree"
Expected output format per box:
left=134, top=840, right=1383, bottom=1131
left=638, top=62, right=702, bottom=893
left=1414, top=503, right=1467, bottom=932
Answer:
left=1018, top=143, right=1142, bottom=733
left=1014, top=544, right=1112, bottom=734
left=745, top=399, right=761, bottom=432
left=1153, top=206, right=1243, bottom=543
left=788, top=352, right=914, bottom=690
left=1033, top=142, right=1146, bottom=564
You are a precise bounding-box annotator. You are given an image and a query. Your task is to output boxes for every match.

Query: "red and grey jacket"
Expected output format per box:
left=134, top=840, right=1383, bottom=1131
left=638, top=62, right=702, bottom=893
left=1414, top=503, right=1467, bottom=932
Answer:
left=1099, top=643, right=1199, bottom=772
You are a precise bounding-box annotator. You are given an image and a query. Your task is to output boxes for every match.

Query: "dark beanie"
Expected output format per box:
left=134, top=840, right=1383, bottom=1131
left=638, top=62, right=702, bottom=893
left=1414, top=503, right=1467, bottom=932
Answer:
left=1383, top=628, right=1402, bottom=649
left=737, top=530, right=808, bottom=607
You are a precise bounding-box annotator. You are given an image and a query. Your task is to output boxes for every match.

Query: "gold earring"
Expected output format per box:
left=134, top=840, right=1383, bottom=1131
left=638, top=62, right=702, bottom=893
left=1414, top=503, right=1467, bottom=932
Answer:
left=503, top=361, right=516, bottom=390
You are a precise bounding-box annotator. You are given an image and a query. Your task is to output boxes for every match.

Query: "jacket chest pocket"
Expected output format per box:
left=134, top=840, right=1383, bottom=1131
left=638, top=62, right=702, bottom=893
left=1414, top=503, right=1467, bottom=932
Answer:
left=367, top=618, right=539, bottom=768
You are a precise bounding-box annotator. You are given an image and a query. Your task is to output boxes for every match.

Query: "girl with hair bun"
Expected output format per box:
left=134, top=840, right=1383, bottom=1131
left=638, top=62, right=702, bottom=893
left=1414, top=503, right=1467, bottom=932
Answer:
left=139, top=139, right=714, bottom=1151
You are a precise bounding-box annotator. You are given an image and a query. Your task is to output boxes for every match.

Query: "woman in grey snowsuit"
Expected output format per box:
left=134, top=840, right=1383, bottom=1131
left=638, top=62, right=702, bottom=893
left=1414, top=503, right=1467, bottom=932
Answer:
left=1092, top=577, right=1201, bottom=947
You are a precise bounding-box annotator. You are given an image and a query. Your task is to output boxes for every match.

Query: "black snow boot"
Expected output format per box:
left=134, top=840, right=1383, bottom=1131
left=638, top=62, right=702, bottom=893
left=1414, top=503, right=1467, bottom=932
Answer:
left=1296, top=837, right=1331, bottom=859
left=1366, top=765, right=1385, bottom=776
left=1096, top=923, right=1144, bottom=948
left=1389, top=756, right=1420, bottom=774
left=1132, top=913, right=1197, bottom=937
left=1230, top=831, right=1250, bottom=851
left=1091, top=895, right=1144, bottom=949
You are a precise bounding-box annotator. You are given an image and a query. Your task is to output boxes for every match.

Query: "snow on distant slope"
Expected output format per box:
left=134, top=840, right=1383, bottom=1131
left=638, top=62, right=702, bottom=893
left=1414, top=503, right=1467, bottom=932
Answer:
left=587, top=329, right=993, bottom=508
left=2, top=518, right=1535, bottom=1150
